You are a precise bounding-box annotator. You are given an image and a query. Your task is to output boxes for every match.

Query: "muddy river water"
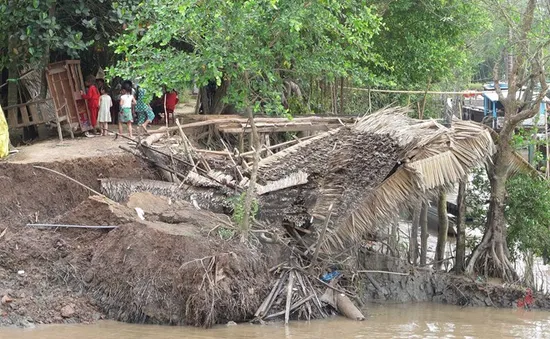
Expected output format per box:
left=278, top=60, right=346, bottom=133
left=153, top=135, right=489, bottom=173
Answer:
left=2, top=303, right=550, bottom=339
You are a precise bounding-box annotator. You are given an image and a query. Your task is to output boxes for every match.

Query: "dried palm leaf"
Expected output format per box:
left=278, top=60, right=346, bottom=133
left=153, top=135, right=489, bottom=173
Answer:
left=314, top=108, right=497, bottom=252
left=256, top=171, right=308, bottom=195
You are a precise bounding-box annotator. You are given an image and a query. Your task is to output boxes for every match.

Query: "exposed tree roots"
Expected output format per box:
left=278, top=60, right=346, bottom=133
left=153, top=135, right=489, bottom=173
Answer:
left=466, top=228, right=518, bottom=282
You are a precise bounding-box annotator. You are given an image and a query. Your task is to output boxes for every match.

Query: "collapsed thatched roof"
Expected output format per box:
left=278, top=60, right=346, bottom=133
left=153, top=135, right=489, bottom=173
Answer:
left=256, top=107, right=496, bottom=251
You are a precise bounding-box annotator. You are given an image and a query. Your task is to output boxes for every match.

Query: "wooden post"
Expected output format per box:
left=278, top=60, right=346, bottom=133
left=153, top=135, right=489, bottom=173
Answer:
left=368, top=87, right=372, bottom=113
left=455, top=179, right=467, bottom=274
left=238, top=133, right=244, bottom=153
left=434, top=189, right=448, bottom=271
left=409, top=203, right=421, bottom=265
left=420, top=202, right=428, bottom=266
left=455, top=98, right=466, bottom=274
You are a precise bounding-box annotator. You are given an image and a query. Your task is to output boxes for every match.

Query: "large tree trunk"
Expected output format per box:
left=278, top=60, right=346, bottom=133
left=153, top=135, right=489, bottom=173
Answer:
left=420, top=202, right=428, bottom=266
left=454, top=179, right=467, bottom=274
left=524, top=250, right=534, bottom=289
left=465, top=145, right=518, bottom=281
left=199, top=79, right=228, bottom=114
left=434, top=190, right=448, bottom=271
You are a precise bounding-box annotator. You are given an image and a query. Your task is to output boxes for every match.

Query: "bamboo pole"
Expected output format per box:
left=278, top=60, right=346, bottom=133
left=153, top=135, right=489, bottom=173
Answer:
left=27, top=223, right=117, bottom=229
left=345, top=86, right=481, bottom=95
left=310, top=204, right=333, bottom=269
left=284, top=271, right=295, bottom=325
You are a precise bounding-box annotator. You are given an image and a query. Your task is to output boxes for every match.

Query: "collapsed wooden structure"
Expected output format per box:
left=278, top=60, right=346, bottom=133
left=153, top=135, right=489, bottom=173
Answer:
left=103, top=107, right=496, bottom=323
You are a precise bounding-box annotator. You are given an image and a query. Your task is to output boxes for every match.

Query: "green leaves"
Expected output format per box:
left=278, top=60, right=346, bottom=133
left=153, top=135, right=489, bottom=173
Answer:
left=506, top=174, right=550, bottom=259
left=110, top=0, right=382, bottom=114
left=0, top=0, right=131, bottom=70
left=368, top=0, right=487, bottom=88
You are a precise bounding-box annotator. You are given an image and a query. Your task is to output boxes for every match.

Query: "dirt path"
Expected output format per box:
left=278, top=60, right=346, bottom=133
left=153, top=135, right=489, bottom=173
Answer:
left=6, top=136, right=128, bottom=164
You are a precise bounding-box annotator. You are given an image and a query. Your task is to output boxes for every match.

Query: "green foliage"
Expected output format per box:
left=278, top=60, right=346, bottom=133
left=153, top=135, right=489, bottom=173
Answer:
left=465, top=167, right=490, bottom=249
left=217, top=227, right=235, bottom=241
left=368, top=0, right=488, bottom=88
left=109, top=0, right=382, bottom=113
left=506, top=174, right=550, bottom=260
left=0, top=0, right=130, bottom=71
left=229, top=192, right=259, bottom=227
left=467, top=167, right=550, bottom=261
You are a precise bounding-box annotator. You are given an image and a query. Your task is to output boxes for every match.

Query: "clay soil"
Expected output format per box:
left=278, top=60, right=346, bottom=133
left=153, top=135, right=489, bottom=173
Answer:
left=0, top=153, right=275, bottom=328
left=0, top=154, right=157, bottom=327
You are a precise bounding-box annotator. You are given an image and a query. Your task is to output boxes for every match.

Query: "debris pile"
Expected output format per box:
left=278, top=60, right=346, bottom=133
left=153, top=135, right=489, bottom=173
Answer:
left=103, top=107, right=496, bottom=324
left=0, top=108, right=499, bottom=328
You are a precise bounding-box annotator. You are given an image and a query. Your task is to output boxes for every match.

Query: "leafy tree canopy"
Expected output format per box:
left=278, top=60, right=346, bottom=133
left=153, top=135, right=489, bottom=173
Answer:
left=368, top=0, right=488, bottom=88
left=0, top=0, right=129, bottom=71
left=506, top=174, right=550, bottom=259
left=110, top=0, right=383, bottom=112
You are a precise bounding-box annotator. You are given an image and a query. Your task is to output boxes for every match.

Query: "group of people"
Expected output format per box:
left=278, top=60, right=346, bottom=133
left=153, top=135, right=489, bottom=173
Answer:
left=80, top=75, right=179, bottom=138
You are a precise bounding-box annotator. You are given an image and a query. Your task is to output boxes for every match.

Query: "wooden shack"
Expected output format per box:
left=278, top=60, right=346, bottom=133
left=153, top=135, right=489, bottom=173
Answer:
left=46, top=60, right=92, bottom=133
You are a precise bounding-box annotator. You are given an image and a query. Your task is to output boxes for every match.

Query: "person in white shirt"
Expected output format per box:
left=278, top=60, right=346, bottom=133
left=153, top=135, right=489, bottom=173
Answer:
left=98, top=87, right=113, bottom=136
left=119, top=88, right=136, bottom=138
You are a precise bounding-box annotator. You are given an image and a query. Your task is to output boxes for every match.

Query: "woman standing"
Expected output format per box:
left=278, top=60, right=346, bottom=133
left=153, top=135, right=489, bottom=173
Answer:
left=135, top=86, right=155, bottom=132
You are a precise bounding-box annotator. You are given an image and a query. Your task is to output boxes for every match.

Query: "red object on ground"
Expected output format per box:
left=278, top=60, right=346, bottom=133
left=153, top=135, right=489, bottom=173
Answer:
left=81, top=85, right=100, bottom=127
left=517, top=299, right=524, bottom=308
left=517, top=288, right=534, bottom=309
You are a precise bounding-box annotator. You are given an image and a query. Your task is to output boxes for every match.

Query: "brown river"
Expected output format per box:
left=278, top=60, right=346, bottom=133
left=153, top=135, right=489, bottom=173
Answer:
left=1, top=303, right=549, bottom=339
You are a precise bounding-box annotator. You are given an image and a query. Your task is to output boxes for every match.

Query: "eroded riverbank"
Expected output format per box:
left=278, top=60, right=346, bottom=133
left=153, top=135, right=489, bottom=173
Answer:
left=1, top=147, right=549, bottom=329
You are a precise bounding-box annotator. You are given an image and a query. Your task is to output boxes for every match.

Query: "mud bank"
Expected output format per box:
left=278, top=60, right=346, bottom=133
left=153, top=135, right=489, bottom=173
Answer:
left=360, top=251, right=550, bottom=309
left=0, top=153, right=549, bottom=329
left=0, top=155, right=155, bottom=327
left=0, top=155, right=277, bottom=328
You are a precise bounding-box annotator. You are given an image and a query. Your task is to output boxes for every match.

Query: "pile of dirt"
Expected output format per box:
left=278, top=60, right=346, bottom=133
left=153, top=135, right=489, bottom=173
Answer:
left=0, top=154, right=155, bottom=327
left=86, top=202, right=274, bottom=328
left=0, top=155, right=156, bottom=228
left=0, top=225, right=106, bottom=327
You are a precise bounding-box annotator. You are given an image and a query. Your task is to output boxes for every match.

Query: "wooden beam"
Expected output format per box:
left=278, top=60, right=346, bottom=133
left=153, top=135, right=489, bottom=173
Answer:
left=149, top=116, right=357, bottom=134
left=219, top=124, right=342, bottom=134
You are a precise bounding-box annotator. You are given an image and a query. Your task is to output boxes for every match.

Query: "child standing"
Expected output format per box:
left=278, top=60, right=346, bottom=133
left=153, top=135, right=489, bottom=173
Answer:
left=80, top=75, right=100, bottom=133
left=135, top=86, right=155, bottom=131
left=119, top=88, right=136, bottom=138
left=98, top=87, right=112, bottom=136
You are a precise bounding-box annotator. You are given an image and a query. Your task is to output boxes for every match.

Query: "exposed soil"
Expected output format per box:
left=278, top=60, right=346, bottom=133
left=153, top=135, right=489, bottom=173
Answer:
left=0, top=154, right=276, bottom=328
left=359, top=251, right=550, bottom=310
left=0, top=155, right=156, bottom=228
left=0, top=154, right=156, bottom=327
left=89, top=221, right=271, bottom=327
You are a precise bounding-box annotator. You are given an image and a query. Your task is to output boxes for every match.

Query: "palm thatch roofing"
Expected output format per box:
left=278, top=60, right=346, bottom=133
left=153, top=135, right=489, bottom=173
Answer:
left=255, top=107, right=496, bottom=252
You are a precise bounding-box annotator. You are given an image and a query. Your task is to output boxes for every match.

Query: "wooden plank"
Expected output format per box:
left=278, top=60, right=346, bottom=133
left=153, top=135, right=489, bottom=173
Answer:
left=28, top=103, right=42, bottom=123
left=20, top=105, right=30, bottom=126
left=46, top=67, right=66, bottom=75
left=219, top=124, right=342, bottom=134
left=150, top=116, right=355, bottom=134
left=7, top=108, right=18, bottom=127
